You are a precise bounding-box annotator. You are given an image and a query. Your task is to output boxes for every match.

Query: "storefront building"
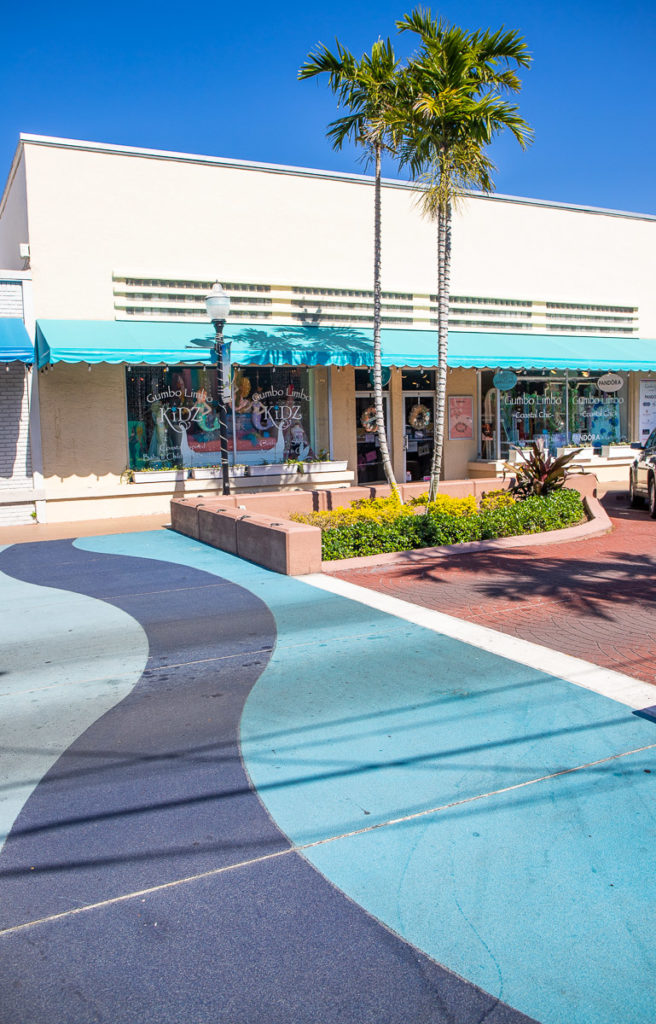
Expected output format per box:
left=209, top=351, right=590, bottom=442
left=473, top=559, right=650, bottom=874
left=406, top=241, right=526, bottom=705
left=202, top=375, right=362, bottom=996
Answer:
left=1, top=134, right=655, bottom=521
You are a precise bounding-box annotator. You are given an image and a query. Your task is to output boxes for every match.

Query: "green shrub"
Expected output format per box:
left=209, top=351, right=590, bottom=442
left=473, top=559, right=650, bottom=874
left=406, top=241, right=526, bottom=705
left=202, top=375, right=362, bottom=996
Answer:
left=320, top=488, right=585, bottom=560
left=479, top=488, right=516, bottom=511
left=290, top=493, right=414, bottom=529
left=407, top=492, right=477, bottom=516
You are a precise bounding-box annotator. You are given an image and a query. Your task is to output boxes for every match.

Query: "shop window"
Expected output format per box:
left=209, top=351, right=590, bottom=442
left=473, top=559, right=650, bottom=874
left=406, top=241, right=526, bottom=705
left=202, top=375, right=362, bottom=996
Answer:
left=479, top=369, right=627, bottom=459
left=125, top=365, right=314, bottom=470
left=231, top=366, right=313, bottom=465
left=401, top=369, right=436, bottom=391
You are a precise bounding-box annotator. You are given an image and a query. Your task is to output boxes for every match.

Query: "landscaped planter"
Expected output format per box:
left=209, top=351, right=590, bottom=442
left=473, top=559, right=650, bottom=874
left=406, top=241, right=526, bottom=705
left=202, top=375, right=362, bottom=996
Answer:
left=301, top=460, right=348, bottom=473
left=247, top=464, right=299, bottom=478
left=506, top=448, right=531, bottom=464
left=190, top=466, right=246, bottom=480
left=556, top=446, right=594, bottom=460
left=600, top=445, right=636, bottom=459
left=132, top=469, right=187, bottom=483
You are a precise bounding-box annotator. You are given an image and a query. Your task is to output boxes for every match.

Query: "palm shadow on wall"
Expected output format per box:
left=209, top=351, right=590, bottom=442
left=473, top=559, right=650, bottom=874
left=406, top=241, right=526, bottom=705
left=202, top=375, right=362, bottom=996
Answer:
left=225, top=325, right=374, bottom=366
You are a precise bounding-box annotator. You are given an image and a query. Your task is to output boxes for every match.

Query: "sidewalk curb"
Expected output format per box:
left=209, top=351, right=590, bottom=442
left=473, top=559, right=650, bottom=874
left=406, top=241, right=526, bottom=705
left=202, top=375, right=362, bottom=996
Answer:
left=322, top=494, right=612, bottom=573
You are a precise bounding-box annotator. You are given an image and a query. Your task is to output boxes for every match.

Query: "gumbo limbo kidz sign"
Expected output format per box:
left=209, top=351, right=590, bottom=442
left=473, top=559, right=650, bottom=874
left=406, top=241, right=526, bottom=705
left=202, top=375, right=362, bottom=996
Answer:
left=126, top=365, right=314, bottom=469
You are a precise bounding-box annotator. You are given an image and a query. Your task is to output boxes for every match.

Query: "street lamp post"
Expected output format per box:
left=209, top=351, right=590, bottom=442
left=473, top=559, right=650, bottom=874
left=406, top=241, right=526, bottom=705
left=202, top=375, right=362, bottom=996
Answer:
left=205, top=282, right=231, bottom=496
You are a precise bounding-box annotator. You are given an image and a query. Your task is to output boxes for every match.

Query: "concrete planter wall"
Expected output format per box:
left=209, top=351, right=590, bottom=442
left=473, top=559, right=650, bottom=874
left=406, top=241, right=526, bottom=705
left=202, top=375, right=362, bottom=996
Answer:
left=505, top=448, right=531, bottom=464
left=301, top=460, right=348, bottom=473
left=132, top=469, right=187, bottom=483
left=247, top=464, right=299, bottom=479
left=557, top=446, right=594, bottom=460
left=600, top=445, right=636, bottom=459
left=191, top=466, right=246, bottom=479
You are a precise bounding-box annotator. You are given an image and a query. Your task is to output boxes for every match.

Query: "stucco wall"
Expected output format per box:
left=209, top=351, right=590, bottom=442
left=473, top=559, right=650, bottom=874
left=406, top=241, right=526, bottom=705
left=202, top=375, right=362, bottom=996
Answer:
left=0, top=154, right=28, bottom=270
left=16, top=139, right=656, bottom=333
left=389, top=368, right=404, bottom=482
left=330, top=366, right=356, bottom=470
left=38, top=363, right=128, bottom=492
left=443, top=368, right=479, bottom=480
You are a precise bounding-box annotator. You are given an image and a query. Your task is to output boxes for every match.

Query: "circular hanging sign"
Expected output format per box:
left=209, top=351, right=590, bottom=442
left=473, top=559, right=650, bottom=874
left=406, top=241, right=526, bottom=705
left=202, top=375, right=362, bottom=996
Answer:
left=368, top=367, right=391, bottom=389
left=596, top=372, right=624, bottom=393
left=493, top=370, right=518, bottom=391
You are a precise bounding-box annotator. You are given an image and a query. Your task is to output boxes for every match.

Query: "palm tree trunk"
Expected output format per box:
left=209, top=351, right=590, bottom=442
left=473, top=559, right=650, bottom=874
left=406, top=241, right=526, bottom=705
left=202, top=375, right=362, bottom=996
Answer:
left=428, top=199, right=452, bottom=501
left=372, top=142, right=399, bottom=499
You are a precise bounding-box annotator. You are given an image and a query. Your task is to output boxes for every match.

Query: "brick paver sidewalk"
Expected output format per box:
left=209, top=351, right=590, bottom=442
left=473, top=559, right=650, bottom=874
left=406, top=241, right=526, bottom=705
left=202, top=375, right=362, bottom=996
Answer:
left=332, top=494, right=656, bottom=687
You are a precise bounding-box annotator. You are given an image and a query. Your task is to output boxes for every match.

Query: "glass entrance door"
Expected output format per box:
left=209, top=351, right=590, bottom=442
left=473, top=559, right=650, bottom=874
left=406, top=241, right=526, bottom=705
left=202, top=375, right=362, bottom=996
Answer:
left=404, top=393, right=434, bottom=481
left=355, top=394, right=390, bottom=484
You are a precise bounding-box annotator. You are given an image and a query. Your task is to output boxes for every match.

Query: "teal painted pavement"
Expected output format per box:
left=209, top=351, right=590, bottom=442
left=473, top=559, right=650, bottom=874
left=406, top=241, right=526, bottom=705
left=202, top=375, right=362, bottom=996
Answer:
left=77, top=532, right=656, bottom=1024
left=0, top=551, right=148, bottom=851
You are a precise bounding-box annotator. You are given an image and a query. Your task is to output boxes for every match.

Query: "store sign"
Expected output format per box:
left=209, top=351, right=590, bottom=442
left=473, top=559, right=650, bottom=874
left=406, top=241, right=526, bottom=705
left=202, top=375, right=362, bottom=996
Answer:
left=596, top=373, right=624, bottom=393
left=639, top=379, right=656, bottom=440
left=368, top=367, right=391, bottom=389
left=448, top=395, right=474, bottom=440
left=493, top=370, right=517, bottom=391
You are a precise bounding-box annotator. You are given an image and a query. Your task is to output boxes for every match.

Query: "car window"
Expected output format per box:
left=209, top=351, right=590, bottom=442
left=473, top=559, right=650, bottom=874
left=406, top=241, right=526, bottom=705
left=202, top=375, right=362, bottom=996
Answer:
left=647, top=429, right=656, bottom=452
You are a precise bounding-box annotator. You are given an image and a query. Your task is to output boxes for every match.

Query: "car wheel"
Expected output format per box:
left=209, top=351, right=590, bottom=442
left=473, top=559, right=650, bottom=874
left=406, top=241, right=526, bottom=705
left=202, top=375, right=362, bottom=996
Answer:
left=629, top=474, right=643, bottom=507
left=649, top=477, right=656, bottom=519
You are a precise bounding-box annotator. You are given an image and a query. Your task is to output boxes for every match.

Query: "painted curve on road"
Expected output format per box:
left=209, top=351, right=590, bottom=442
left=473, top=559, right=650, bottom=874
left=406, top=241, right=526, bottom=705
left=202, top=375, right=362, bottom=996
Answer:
left=73, top=530, right=656, bottom=1024
left=0, top=536, right=531, bottom=1024
left=0, top=552, right=148, bottom=852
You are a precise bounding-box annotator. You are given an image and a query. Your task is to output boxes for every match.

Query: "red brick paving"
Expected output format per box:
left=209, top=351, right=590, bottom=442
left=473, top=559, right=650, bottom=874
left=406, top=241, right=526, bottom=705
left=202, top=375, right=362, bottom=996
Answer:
left=332, top=494, right=656, bottom=687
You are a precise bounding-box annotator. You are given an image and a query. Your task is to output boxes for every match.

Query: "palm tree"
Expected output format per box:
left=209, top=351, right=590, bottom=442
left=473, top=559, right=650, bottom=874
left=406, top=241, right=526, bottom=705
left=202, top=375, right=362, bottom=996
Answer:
left=299, top=38, right=402, bottom=498
left=397, top=10, right=533, bottom=500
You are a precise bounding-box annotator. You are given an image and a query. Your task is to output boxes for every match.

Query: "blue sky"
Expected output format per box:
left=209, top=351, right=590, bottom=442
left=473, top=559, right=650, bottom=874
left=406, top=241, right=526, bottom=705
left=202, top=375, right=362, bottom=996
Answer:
left=1, top=0, right=654, bottom=213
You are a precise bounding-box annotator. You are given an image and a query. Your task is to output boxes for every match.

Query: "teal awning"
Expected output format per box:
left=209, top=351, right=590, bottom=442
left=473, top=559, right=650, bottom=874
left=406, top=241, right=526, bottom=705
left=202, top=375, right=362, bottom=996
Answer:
left=35, top=319, right=656, bottom=373
left=37, top=320, right=217, bottom=368
left=385, top=328, right=656, bottom=372
left=35, top=320, right=374, bottom=368
left=0, top=318, right=33, bottom=363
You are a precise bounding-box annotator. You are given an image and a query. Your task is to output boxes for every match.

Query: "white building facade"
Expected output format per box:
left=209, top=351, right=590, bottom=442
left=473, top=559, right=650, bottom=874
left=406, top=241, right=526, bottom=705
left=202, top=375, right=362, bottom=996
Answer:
left=1, top=133, right=655, bottom=521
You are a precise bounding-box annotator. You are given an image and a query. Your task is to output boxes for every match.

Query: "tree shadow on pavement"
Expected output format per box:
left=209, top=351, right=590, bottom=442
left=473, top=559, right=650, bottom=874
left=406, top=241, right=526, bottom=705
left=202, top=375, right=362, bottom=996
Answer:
left=344, top=494, right=656, bottom=623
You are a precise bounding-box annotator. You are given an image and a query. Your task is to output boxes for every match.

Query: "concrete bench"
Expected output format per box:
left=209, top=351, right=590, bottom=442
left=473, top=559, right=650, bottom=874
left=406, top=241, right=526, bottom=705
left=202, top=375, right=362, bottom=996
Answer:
left=171, top=497, right=321, bottom=575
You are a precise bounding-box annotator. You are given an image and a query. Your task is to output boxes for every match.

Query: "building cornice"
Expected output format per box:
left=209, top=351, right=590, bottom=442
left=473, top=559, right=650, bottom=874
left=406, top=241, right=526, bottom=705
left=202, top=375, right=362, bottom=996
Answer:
left=3, top=132, right=656, bottom=223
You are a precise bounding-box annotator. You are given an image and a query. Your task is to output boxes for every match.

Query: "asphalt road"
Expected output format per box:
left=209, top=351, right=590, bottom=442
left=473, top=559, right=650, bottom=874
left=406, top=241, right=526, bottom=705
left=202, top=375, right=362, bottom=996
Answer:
left=1, top=528, right=654, bottom=1024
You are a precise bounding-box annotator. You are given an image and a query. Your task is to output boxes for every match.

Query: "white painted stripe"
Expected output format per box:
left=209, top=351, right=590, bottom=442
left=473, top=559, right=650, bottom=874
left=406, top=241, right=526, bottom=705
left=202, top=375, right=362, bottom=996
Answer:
left=299, top=574, right=656, bottom=711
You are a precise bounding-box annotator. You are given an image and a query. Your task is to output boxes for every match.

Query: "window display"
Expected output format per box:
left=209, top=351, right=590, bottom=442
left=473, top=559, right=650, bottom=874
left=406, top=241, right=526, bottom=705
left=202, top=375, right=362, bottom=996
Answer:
left=126, top=365, right=314, bottom=469
left=480, top=369, right=627, bottom=458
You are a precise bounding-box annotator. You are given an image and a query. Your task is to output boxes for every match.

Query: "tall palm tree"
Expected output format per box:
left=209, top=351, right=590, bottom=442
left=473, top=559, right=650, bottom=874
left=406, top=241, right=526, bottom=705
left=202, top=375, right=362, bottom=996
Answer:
left=397, top=10, right=533, bottom=500
left=299, top=38, right=402, bottom=498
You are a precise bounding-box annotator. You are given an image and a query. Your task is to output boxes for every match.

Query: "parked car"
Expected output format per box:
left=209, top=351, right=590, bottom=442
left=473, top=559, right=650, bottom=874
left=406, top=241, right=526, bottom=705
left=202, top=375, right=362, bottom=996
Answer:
left=629, top=429, right=656, bottom=516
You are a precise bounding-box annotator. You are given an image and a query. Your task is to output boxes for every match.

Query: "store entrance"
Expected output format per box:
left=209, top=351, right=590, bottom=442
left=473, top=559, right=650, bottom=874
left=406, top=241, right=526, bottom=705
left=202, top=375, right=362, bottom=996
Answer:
left=355, top=393, right=390, bottom=484
left=402, top=369, right=436, bottom=482
left=404, top=394, right=434, bottom=481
